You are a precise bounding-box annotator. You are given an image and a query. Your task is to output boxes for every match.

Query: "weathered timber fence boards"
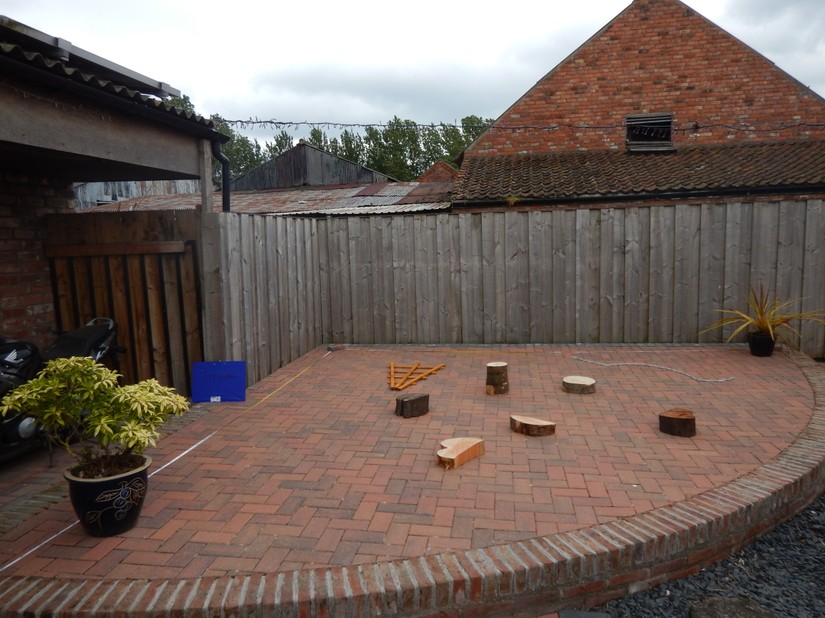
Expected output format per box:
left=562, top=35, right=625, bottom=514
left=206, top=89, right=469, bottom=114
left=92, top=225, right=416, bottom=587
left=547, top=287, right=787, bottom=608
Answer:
left=45, top=201, right=825, bottom=390
left=211, top=199, right=825, bottom=383
left=45, top=212, right=202, bottom=393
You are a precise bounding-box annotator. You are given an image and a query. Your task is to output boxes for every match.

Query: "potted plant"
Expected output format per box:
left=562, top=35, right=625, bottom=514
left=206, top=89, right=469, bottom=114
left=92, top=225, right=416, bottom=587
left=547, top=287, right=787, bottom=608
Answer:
left=0, top=356, right=189, bottom=536
left=702, top=284, right=825, bottom=357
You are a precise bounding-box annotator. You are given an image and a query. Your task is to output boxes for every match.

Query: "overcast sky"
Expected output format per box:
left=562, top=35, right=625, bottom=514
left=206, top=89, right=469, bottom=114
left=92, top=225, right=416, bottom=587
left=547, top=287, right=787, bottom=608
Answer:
left=5, top=0, right=825, bottom=142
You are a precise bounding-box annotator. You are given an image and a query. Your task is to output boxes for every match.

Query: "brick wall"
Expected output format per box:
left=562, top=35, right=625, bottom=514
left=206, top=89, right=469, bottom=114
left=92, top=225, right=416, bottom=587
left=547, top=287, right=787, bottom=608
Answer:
left=470, top=0, right=825, bottom=155
left=0, top=173, right=73, bottom=350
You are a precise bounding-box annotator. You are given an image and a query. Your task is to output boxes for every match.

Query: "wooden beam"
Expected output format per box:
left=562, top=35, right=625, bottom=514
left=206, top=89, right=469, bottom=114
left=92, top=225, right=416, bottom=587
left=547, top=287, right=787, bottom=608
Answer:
left=45, top=241, right=186, bottom=258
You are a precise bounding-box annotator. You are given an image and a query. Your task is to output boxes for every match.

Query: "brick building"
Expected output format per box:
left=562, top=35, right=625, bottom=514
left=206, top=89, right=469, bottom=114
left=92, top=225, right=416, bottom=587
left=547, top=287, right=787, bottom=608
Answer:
left=455, top=0, right=825, bottom=206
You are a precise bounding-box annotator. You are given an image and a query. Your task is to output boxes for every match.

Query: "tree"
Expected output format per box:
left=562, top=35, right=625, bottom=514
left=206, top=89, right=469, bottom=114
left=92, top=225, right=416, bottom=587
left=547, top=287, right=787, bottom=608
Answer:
left=163, top=97, right=493, bottom=183
left=209, top=114, right=268, bottom=183
left=266, top=131, right=294, bottom=158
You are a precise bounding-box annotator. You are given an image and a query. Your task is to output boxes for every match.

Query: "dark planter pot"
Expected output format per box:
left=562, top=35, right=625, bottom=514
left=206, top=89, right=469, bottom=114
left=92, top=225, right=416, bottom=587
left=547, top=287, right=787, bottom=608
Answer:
left=747, top=331, right=776, bottom=357
left=64, top=456, right=151, bottom=537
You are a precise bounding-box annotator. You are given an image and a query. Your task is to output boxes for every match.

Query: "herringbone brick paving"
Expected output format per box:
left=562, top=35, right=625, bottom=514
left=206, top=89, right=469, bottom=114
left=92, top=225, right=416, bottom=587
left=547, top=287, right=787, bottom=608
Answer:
left=0, top=344, right=814, bottom=585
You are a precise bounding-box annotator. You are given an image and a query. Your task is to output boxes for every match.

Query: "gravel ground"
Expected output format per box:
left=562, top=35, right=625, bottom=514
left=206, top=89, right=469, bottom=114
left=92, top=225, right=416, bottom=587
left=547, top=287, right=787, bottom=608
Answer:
left=594, top=489, right=825, bottom=617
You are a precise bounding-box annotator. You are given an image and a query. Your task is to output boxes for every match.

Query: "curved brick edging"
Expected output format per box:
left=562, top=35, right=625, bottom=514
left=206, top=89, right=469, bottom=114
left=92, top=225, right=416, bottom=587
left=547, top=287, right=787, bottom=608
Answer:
left=1, top=353, right=823, bottom=617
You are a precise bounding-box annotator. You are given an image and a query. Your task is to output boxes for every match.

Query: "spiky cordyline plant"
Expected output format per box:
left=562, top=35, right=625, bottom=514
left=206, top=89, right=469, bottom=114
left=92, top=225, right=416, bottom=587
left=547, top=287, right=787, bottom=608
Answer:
left=702, top=284, right=825, bottom=342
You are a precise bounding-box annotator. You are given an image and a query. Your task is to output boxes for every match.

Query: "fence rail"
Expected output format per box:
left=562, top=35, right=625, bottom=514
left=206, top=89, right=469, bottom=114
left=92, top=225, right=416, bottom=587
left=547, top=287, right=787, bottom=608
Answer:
left=201, top=198, right=825, bottom=384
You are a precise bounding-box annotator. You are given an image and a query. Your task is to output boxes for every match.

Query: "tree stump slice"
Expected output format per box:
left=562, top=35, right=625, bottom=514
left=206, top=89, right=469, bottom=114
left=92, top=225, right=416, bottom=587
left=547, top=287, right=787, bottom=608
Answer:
left=562, top=375, right=596, bottom=394
left=486, top=362, right=509, bottom=395
left=659, top=408, right=696, bottom=437
left=437, top=437, right=485, bottom=469
left=510, top=415, right=556, bottom=437
left=395, top=394, right=429, bottom=418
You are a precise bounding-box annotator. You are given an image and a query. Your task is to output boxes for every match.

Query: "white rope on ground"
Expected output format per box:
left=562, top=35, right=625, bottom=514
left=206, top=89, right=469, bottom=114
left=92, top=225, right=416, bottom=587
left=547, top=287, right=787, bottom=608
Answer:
left=571, top=355, right=734, bottom=382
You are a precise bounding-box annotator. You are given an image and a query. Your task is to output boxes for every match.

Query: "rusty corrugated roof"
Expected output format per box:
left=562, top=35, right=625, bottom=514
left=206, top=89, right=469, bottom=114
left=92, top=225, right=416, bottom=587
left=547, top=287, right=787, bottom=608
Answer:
left=83, top=182, right=453, bottom=216
left=454, top=140, right=825, bottom=203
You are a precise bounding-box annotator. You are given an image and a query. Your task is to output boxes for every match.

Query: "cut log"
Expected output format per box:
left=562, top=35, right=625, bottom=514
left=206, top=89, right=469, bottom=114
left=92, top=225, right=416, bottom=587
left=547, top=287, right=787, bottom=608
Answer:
left=486, top=362, right=509, bottom=395
left=562, top=375, right=596, bottom=394
left=510, top=415, right=556, bottom=437
left=659, top=408, right=696, bottom=437
left=436, top=437, right=485, bottom=469
left=395, top=394, right=430, bottom=418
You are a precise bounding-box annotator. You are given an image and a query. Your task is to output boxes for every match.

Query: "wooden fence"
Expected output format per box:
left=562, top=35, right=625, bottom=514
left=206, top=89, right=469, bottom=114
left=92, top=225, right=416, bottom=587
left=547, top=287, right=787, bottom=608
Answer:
left=202, top=198, right=825, bottom=384
left=46, top=211, right=202, bottom=394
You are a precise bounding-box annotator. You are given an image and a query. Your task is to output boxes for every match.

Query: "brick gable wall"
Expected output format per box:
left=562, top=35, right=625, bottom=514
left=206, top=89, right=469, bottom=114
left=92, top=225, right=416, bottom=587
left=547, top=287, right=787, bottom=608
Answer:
left=468, top=0, right=825, bottom=156
left=0, top=173, right=72, bottom=349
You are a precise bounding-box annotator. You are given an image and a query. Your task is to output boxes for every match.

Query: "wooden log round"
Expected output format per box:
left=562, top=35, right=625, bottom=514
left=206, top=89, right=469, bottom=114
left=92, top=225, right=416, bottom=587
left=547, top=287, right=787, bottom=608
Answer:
left=510, top=415, right=556, bottom=437
left=486, top=361, right=509, bottom=395
left=562, top=375, right=596, bottom=394
left=659, top=408, right=696, bottom=437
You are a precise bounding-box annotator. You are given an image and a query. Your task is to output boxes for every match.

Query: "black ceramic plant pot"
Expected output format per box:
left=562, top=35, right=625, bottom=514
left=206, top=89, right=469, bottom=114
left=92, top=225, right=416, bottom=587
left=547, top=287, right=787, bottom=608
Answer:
left=64, top=456, right=151, bottom=537
left=747, top=331, right=776, bottom=357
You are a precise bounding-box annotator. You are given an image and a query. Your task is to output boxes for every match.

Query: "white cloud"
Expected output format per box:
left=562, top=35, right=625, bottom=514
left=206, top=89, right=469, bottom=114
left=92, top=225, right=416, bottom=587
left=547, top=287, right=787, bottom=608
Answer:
left=5, top=0, right=825, bottom=144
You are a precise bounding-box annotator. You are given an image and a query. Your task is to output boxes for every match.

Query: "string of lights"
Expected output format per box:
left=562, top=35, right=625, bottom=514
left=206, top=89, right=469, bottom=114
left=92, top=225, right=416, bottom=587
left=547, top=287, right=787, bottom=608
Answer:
left=224, top=118, right=825, bottom=134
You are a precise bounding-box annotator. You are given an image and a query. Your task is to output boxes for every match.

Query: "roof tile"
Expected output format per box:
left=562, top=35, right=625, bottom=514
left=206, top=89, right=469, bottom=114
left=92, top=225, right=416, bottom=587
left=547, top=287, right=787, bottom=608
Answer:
left=455, top=140, right=825, bottom=202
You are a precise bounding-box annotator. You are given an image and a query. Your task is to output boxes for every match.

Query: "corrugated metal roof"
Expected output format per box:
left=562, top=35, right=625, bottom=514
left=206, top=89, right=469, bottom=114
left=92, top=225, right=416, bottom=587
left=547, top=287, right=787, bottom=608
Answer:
left=84, top=182, right=454, bottom=216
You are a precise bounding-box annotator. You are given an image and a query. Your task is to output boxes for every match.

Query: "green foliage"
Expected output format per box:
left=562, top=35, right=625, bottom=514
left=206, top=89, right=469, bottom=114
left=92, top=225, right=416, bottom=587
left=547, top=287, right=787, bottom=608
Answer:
left=0, top=357, right=189, bottom=476
left=159, top=95, right=491, bottom=183
left=701, top=284, right=825, bottom=342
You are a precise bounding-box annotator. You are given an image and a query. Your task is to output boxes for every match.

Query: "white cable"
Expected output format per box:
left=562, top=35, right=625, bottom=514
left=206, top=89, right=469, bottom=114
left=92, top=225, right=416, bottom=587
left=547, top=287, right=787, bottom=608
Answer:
left=571, top=355, right=734, bottom=382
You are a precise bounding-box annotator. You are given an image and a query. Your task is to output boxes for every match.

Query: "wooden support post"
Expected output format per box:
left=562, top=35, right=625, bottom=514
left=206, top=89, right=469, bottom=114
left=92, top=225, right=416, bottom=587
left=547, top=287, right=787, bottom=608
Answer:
left=395, top=394, right=430, bottom=418
left=486, top=362, right=509, bottom=395
left=659, top=408, right=696, bottom=437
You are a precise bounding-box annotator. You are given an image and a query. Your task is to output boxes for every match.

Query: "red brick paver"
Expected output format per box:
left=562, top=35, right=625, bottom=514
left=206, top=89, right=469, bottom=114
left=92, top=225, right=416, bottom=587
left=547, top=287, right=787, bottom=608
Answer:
left=0, top=344, right=823, bottom=616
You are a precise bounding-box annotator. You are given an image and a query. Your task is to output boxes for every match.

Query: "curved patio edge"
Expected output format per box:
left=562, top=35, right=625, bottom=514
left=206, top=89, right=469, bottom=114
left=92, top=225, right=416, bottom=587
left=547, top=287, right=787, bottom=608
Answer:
left=1, top=352, right=824, bottom=617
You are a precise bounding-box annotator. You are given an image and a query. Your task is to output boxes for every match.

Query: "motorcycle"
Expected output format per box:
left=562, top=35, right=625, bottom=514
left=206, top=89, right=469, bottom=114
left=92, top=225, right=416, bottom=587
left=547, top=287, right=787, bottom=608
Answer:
left=0, top=317, right=117, bottom=463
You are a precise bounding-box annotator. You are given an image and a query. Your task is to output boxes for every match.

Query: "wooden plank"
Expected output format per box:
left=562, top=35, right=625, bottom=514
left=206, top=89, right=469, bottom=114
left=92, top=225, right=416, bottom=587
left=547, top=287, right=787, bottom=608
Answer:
left=222, top=213, right=244, bottom=361
left=349, top=217, right=373, bottom=343
left=525, top=211, right=547, bottom=342
left=160, top=253, right=186, bottom=394
left=198, top=211, right=225, bottom=362
left=552, top=209, right=577, bottom=343
left=414, top=214, right=438, bottom=343
left=648, top=206, right=675, bottom=342
left=697, top=203, right=727, bottom=342
left=801, top=199, right=825, bottom=357
left=575, top=209, right=600, bottom=343
left=776, top=200, right=805, bottom=307
left=481, top=212, right=505, bottom=343
left=143, top=254, right=170, bottom=386
left=599, top=208, right=625, bottom=342
left=316, top=218, right=333, bottom=345
left=436, top=213, right=461, bottom=343
left=45, top=241, right=186, bottom=258
left=750, top=201, right=780, bottom=292
left=71, top=257, right=94, bottom=327
left=673, top=203, right=701, bottom=342
left=108, top=256, right=136, bottom=384
left=179, top=244, right=203, bottom=383
left=504, top=211, right=530, bottom=343
left=393, top=216, right=417, bottom=343
left=458, top=213, right=484, bottom=343
left=721, top=202, right=753, bottom=342
left=252, top=216, right=270, bottom=380
left=126, top=254, right=152, bottom=381
left=623, top=207, right=648, bottom=342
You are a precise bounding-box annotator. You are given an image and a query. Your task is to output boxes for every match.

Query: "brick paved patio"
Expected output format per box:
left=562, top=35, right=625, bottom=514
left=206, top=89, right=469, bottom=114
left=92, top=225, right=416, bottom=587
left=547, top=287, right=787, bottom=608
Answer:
left=1, top=344, right=823, bottom=616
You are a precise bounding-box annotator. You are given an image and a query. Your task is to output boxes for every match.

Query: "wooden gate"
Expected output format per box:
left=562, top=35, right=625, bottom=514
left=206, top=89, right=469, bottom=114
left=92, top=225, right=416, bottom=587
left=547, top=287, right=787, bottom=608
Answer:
left=45, top=212, right=202, bottom=394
